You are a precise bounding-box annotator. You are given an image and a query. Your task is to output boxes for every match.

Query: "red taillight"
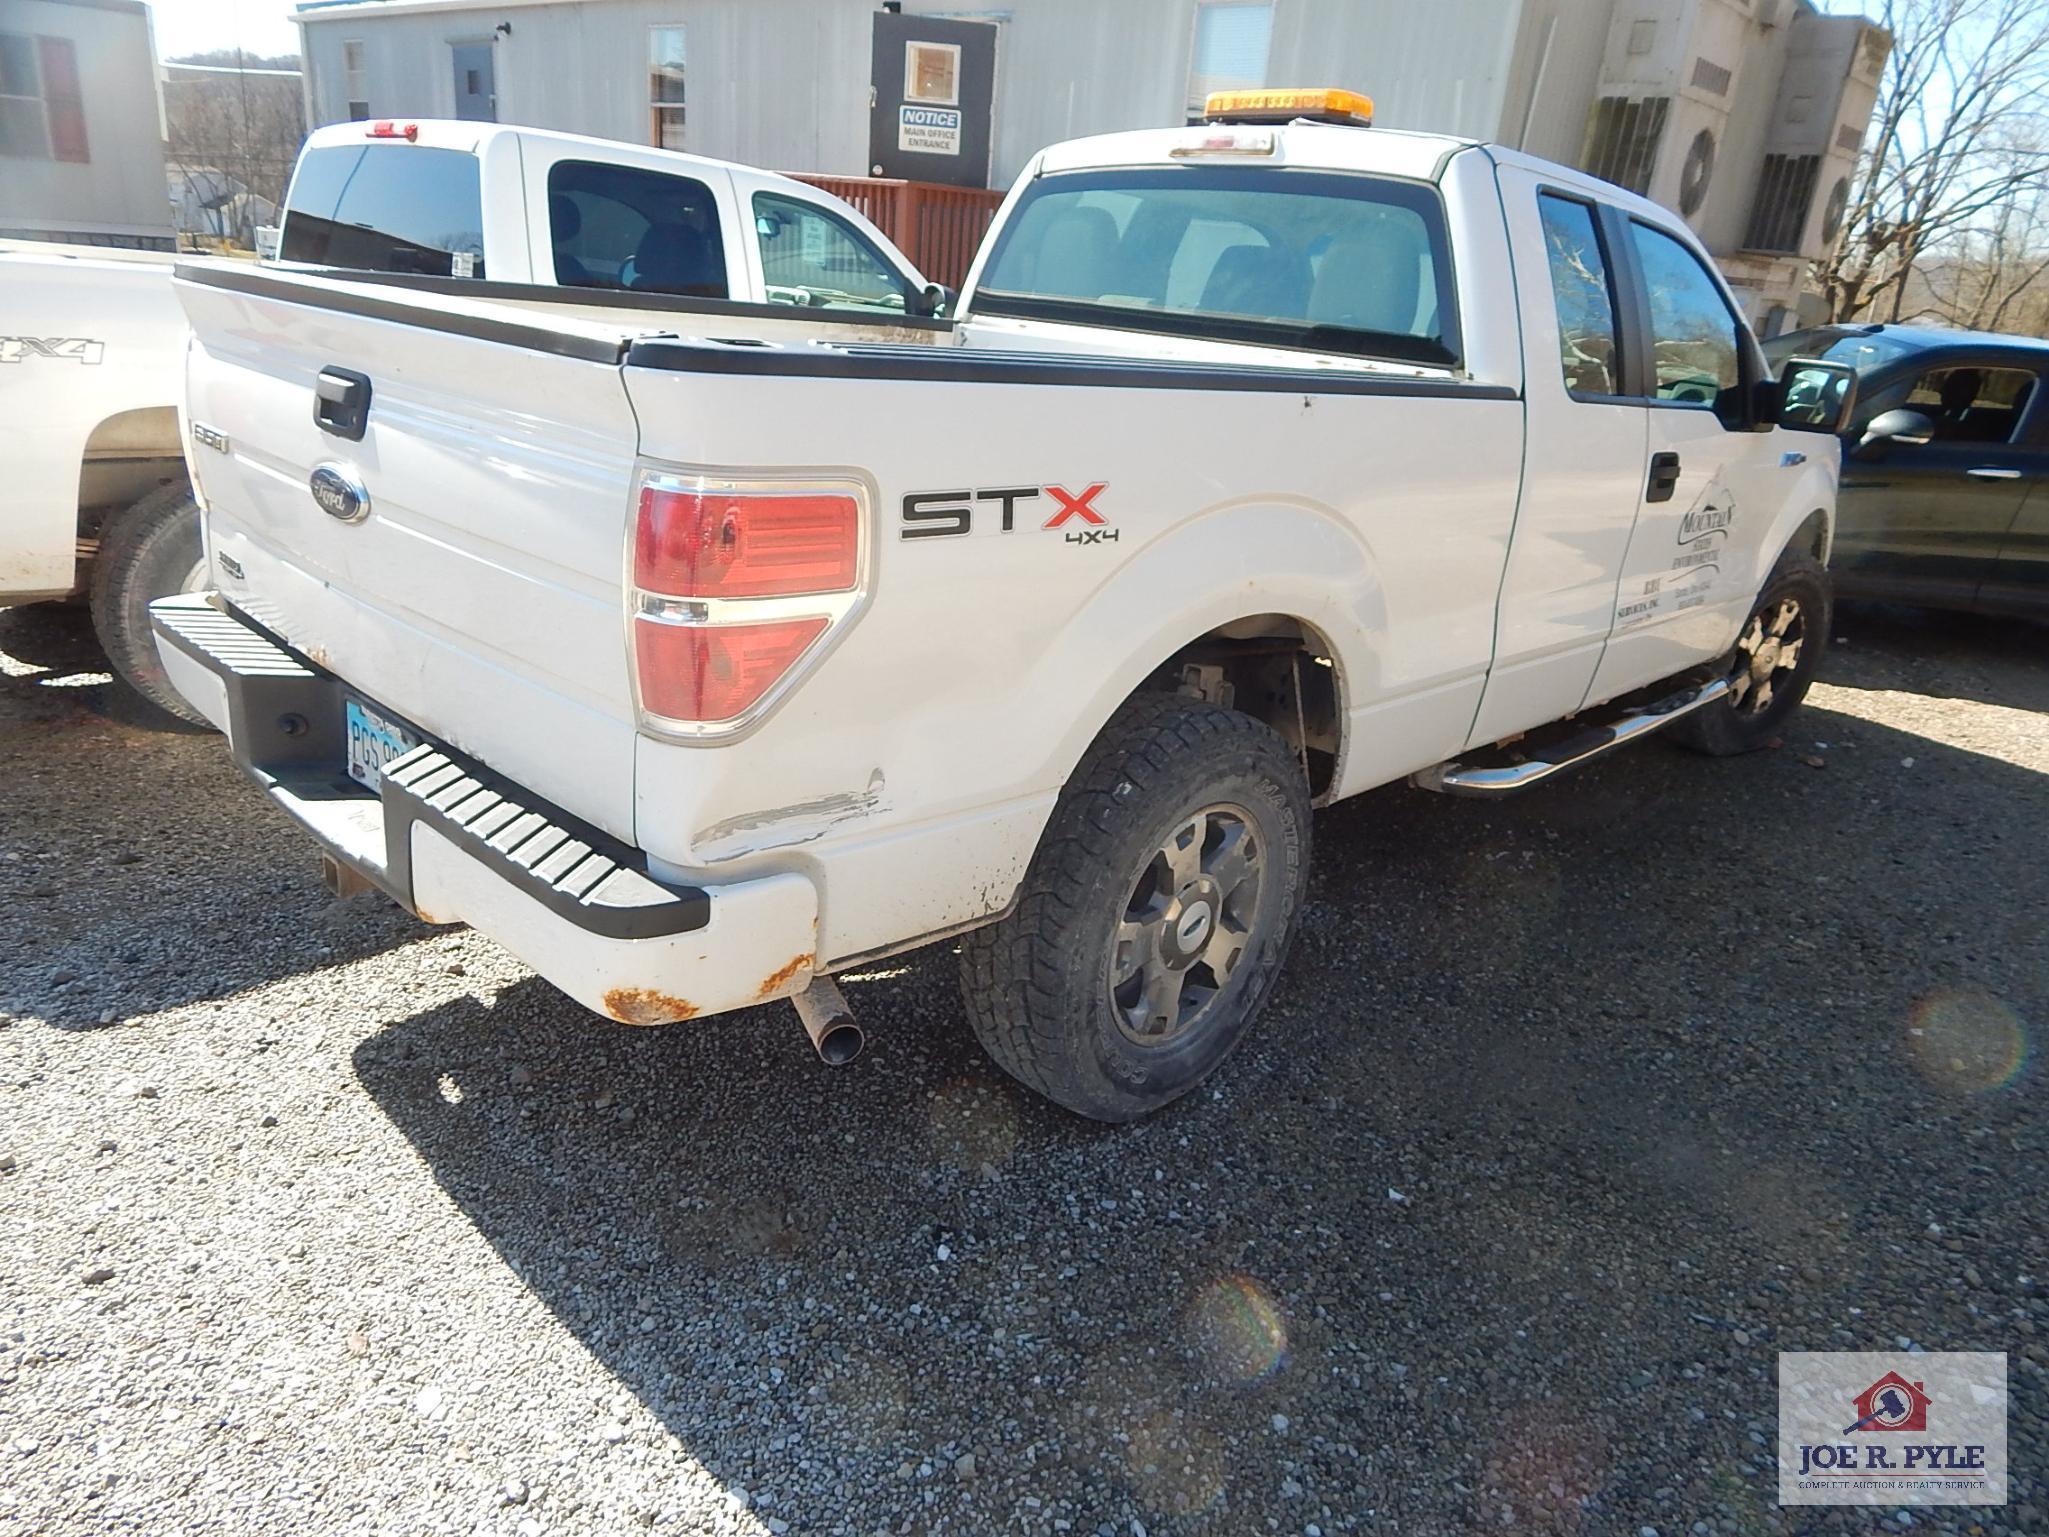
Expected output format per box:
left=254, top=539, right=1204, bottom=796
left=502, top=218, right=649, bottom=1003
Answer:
left=634, top=617, right=829, bottom=723
left=635, top=487, right=858, bottom=599
left=628, top=473, right=864, bottom=733
left=367, top=121, right=420, bottom=141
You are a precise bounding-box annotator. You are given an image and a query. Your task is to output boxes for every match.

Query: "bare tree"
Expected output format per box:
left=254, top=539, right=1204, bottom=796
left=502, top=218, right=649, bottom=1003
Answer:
left=1815, top=0, right=2049, bottom=326
left=163, top=52, right=306, bottom=248
left=1919, top=184, right=2049, bottom=332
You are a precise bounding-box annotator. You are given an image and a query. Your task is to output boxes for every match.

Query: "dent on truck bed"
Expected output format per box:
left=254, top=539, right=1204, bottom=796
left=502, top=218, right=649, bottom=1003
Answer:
left=690, top=770, right=887, bottom=861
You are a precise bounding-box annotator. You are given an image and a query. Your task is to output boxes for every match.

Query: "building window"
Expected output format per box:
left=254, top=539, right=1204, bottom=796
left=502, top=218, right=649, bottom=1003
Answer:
left=1186, top=2, right=1273, bottom=121
left=904, top=41, right=960, bottom=105
left=344, top=39, right=368, bottom=120
left=0, top=33, right=87, bottom=163
left=649, top=26, right=685, bottom=148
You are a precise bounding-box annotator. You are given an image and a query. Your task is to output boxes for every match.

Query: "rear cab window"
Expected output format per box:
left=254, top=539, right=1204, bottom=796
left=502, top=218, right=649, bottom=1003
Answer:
left=1536, top=193, right=1621, bottom=396
left=279, top=144, right=486, bottom=277
left=547, top=159, right=727, bottom=298
left=973, top=165, right=1459, bottom=368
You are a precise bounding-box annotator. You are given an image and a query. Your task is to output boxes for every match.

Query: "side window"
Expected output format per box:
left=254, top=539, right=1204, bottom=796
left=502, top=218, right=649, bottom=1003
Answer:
left=1537, top=194, right=1620, bottom=396
left=1902, top=366, right=2039, bottom=445
left=279, top=144, right=485, bottom=277
left=752, top=192, right=910, bottom=313
left=547, top=159, right=726, bottom=298
left=1627, top=220, right=1742, bottom=414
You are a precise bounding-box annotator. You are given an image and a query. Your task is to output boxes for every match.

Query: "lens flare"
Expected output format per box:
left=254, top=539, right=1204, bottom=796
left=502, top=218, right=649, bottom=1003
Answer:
left=1478, top=1404, right=1610, bottom=1534
left=1182, top=1273, right=1289, bottom=1385
left=1907, top=990, right=2028, bottom=1093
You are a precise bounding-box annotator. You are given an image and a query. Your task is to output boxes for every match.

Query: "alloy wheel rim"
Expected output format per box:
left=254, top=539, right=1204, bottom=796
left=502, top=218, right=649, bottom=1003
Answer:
left=1730, top=595, right=1805, bottom=717
left=1109, top=803, right=1265, bottom=1047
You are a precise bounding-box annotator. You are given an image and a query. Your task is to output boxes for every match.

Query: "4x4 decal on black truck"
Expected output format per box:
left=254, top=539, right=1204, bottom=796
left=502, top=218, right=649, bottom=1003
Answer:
left=901, top=482, right=1115, bottom=543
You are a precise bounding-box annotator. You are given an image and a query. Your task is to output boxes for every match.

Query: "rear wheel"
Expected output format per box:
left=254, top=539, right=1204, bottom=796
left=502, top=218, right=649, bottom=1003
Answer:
left=958, top=694, right=1311, bottom=1122
left=89, top=482, right=209, bottom=726
left=1671, top=550, right=1831, bottom=756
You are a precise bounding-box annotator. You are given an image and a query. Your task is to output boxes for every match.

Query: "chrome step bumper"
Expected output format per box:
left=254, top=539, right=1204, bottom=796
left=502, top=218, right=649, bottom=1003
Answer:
left=1413, top=675, right=1732, bottom=797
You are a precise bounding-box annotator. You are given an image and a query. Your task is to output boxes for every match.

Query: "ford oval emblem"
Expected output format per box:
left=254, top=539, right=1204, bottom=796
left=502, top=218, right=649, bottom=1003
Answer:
left=309, top=463, right=369, bottom=524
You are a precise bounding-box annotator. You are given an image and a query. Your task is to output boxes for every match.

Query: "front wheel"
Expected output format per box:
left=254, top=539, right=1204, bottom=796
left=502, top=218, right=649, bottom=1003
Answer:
left=1670, top=550, right=1831, bottom=756
left=88, top=482, right=210, bottom=727
left=958, top=695, right=1311, bottom=1122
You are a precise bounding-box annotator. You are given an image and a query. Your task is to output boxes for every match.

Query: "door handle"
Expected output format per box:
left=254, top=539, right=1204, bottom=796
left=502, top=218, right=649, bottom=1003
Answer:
left=1965, top=466, right=2023, bottom=480
left=1646, top=451, right=1682, bottom=503
left=313, top=366, right=372, bottom=441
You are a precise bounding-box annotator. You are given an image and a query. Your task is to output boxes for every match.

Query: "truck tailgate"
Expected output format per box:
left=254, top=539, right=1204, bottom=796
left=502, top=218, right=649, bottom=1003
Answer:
left=177, top=267, right=646, bottom=839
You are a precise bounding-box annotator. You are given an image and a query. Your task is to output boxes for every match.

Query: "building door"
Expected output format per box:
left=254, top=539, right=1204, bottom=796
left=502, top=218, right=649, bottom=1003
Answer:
left=452, top=42, right=495, bottom=121
left=867, top=13, right=995, bottom=188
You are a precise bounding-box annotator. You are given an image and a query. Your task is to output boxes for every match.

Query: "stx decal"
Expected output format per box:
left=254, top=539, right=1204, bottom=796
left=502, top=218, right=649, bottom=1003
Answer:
left=900, top=482, right=1117, bottom=544
left=1042, top=482, right=1107, bottom=528
left=0, top=336, right=106, bottom=365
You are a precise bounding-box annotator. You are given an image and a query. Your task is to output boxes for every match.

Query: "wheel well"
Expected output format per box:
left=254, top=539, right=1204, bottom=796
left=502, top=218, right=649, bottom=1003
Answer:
left=1792, top=507, right=1830, bottom=565
left=1127, top=615, right=1342, bottom=800
left=77, top=407, right=185, bottom=541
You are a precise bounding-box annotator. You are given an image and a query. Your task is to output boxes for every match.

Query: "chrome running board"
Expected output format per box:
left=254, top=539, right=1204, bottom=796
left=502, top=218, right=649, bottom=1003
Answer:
left=1413, top=675, right=1732, bottom=797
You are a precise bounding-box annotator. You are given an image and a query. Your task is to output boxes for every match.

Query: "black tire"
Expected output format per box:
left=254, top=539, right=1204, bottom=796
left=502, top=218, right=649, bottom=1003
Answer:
left=1670, top=550, right=1831, bottom=756
left=88, top=481, right=209, bottom=727
left=958, top=694, right=1312, bottom=1122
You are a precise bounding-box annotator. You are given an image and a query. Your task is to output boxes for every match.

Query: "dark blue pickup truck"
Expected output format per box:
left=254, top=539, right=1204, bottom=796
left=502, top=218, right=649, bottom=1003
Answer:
left=1765, top=323, right=2047, bottom=619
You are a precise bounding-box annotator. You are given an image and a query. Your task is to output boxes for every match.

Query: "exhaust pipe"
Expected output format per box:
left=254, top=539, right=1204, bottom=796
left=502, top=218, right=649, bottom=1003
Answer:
left=791, top=975, right=863, bottom=1065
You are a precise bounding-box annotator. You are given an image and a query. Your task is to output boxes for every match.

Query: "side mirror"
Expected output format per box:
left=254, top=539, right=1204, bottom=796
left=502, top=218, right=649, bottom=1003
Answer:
left=910, top=281, right=956, bottom=319
left=1773, top=357, right=1859, bottom=434
left=1856, top=407, right=1936, bottom=455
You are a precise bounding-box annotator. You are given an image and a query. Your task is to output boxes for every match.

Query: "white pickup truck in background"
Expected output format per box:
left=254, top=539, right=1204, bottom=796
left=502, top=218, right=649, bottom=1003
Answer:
left=276, top=118, right=941, bottom=316
left=2, top=122, right=935, bottom=722
left=2, top=239, right=202, bottom=721
left=155, top=90, right=1857, bottom=1121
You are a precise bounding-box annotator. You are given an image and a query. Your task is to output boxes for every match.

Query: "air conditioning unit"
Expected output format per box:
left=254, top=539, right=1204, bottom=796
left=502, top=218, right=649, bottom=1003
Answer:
left=1581, top=0, right=1754, bottom=223
left=1742, top=13, right=1887, bottom=256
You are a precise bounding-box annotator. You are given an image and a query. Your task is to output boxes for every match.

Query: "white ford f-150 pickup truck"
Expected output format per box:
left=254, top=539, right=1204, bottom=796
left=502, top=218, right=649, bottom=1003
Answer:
left=154, top=89, right=1857, bottom=1121
left=3, top=122, right=934, bottom=721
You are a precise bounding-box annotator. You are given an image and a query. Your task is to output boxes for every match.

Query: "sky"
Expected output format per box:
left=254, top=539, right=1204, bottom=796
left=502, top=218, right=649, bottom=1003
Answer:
left=145, top=0, right=308, bottom=62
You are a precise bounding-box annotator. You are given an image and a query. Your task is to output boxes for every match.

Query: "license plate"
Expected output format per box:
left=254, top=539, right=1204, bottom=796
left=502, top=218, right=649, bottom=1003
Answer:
left=345, top=699, right=419, bottom=790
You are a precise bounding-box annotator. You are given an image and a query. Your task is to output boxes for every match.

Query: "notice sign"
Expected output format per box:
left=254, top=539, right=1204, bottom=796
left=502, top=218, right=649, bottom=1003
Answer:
left=899, top=104, right=961, bottom=156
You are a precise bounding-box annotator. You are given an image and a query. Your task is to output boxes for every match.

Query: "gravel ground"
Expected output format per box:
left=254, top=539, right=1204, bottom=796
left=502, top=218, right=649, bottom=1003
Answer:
left=1, top=598, right=2043, bottom=1537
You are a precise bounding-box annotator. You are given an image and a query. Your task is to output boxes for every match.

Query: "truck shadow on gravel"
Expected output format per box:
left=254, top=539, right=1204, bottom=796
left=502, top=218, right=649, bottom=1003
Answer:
left=349, top=702, right=2044, bottom=1534
left=1829, top=602, right=2049, bottom=713
left=0, top=601, right=191, bottom=732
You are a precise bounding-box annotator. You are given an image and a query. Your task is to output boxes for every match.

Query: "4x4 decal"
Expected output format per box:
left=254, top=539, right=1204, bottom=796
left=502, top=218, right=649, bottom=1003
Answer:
left=901, top=482, right=1116, bottom=544
left=1, top=336, right=105, bottom=365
